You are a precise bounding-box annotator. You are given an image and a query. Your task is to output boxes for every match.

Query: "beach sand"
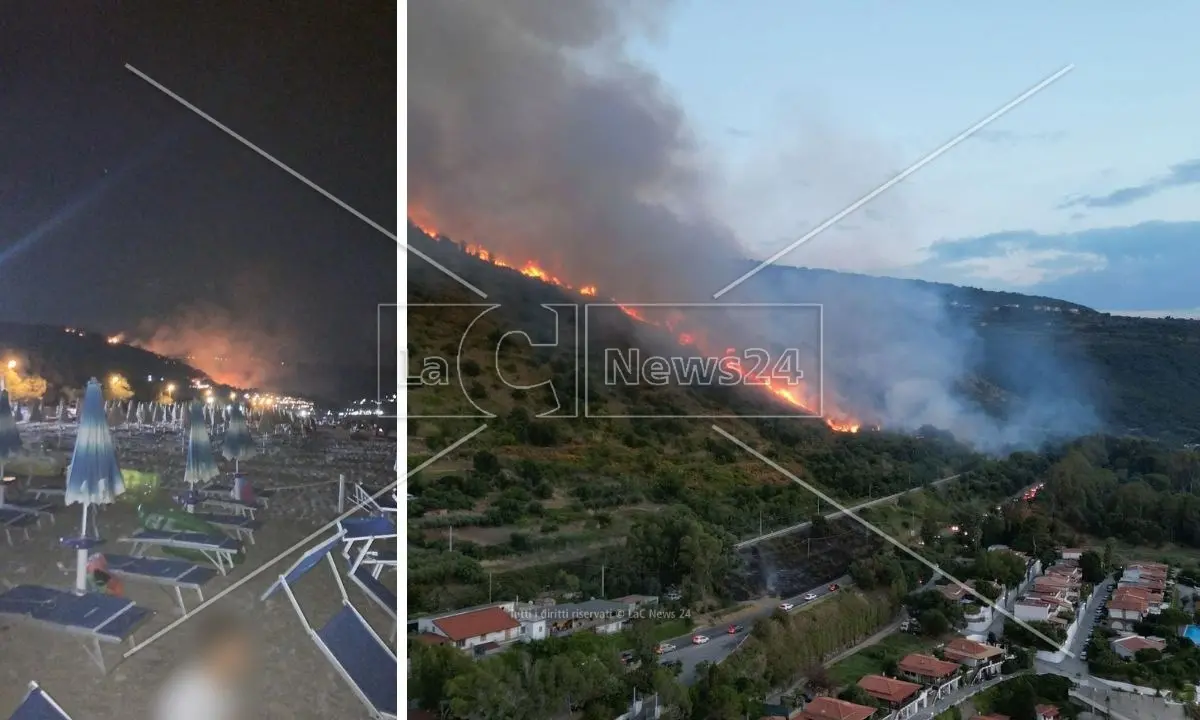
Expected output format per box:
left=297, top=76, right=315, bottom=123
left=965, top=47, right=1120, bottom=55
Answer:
left=0, top=423, right=397, bottom=720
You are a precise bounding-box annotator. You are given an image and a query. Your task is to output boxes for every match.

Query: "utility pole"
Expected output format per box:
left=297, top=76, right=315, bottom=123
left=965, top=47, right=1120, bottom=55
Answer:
left=600, top=564, right=606, bottom=598
left=448, top=525, right=453, bottom=552
left=759, top=507, right=763, bottom=536
left=488, top=572, right=493, bottom=602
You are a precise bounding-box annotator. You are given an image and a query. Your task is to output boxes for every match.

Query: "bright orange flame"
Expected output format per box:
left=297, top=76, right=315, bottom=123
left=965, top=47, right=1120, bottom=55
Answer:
left=418, top=218, right=864, bottom=431
left=408, top=205, right=440, bottom=236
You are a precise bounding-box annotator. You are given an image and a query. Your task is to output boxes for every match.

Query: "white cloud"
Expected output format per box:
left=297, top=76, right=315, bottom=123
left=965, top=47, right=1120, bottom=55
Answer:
left=938, top=247, right=1108, bottom=286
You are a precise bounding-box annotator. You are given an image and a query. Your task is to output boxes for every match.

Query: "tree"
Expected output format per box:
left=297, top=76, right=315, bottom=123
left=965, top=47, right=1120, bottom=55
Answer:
left=1079, top=550, right=1106, bottom=583
left=410, top=642, right=475, bottom=713
left=3, top=368, right=47, bottom=402
left=106, top=374, right=134, bottom=401
left=919, top=609, right=951, bottom=636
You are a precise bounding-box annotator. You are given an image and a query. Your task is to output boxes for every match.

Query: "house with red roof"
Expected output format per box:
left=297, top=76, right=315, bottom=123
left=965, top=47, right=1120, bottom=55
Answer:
left=1111, top=634, right=1167, bottom=660
left=1035, top=704, right=1060, bottom=720
left=426, top=606, right=522, bottom=650
left=796, top=696, right=875, bottom=720
left=896, top=653, right=962, bottom=699
left=942, top=637, right=1006, bottom=681
left=856, top=675, right=928, bottom=719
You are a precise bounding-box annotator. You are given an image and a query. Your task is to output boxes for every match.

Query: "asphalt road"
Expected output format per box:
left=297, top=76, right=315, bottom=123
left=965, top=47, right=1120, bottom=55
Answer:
left=657, top=574, right=851, bottom=684
left=734, top=474, right=963, bottom=549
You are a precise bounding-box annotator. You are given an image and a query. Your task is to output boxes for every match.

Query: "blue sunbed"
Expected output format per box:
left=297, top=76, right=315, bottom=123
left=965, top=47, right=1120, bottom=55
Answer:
left=118, top=529, right=241, bottom=574
left=193, top=512, right=262, bottom=544
left=0, top=585, right=152, bottom=673
left=8, top=681, right=73, bottom=719
left=0, top=508, right=37, bottom=545
left=263, top=534, right=397, bottom=719
left=104, top=554, right=218, bottom=614
left=0, top=498, right=56, bottom=524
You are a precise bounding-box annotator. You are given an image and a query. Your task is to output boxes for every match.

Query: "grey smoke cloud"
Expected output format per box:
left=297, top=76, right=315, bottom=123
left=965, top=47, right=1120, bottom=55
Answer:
left=408, top=0, right=740, bottom=302
left=408, top=0, right=1099, bottom=450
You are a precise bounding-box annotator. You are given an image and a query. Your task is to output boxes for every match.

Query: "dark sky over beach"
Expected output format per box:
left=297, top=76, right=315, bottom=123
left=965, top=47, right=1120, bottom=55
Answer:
left=0, top=2, right=396, bottom=390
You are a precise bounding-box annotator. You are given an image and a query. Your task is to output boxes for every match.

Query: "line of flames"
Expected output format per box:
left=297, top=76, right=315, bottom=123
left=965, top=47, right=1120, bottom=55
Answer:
left=410, top=217, right=861, bottom=432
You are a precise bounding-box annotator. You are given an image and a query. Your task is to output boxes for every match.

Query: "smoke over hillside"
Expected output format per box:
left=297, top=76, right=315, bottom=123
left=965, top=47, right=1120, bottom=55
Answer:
left=407, top=0, right=1100, bottom=450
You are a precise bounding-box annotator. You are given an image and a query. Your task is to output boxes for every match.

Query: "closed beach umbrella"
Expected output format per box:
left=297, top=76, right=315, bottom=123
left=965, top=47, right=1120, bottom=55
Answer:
left=184, top=400, right=219, bottom=500
left=222, top=404, right=256, bottom=473
left=64, top=379, right=125, bottom=593
left=0, top=390, right=21, bottom=506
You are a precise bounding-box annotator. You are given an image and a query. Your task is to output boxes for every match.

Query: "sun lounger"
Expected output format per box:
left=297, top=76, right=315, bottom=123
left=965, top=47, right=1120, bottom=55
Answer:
left=0, top=508, right=37, bottom=545
left=8, top=681, right=73, bottom=720
left=348, top=564, right=397, bottom=642
left=0, top=498, right=57, bottom=524
left=25, top=487, right=65, bottom=502
left=118, top=529, right=241, bottom=574
left=197, top=496, right=259, bottom=519
left=0, top=585, right=152, bottom=673
left=262, top=534, right=397, bottom=719
left=193, top=512, right=262, bottom=544
left=103, top=554, right=218, bottom=615
left=351, top=483, right=397, bottom=516
left=199, top=482, right=275, bottom=507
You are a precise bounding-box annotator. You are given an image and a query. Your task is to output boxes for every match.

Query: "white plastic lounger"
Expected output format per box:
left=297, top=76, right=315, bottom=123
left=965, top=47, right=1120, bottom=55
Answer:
left=351, top=482, right=397, bottom=516
left=104, top=554, right=219, bottom=614
left=8, top=681, right=73, bottom=719
left=118, top=529, right=241, bottom=574
left=0, top=585, right=153, bottom=673
left=262, top=534, right=397, bottom=719
left=197, top=496, right=259, bottom=519
left=193, top=512, right=262, bottom=544
left=0, top=508, right=37, bottom=545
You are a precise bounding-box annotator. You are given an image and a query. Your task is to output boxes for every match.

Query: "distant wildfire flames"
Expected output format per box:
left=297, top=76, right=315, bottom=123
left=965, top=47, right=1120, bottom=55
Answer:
left=412, top=215, right=860, bottom=432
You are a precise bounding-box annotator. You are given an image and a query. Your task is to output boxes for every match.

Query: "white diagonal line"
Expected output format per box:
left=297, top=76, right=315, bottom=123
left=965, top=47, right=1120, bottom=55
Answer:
left=713, top=64, right=1074, bottom=299
left=123, top=423, right=489, bottom=659
left=712, top=424, right=1074, bottom=657
left=123, top=63, right=488, bottom=299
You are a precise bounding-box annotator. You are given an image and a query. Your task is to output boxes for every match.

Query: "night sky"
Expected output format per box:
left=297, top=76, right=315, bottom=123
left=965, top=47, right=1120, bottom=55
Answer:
left=0, top=2, right=396, bottom=396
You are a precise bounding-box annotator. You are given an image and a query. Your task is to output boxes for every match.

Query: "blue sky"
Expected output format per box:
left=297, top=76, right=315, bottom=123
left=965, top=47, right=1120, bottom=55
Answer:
left=631, top=2, right=1200, bottom=313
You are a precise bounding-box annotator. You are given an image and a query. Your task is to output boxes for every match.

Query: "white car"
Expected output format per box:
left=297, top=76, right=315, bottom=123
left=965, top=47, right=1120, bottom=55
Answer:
left=691, top=634, right=709, bottom=645
left=803, top=593, right=817, bottom=601
left=656, top=643, right=676, bottom=654
left=779, top=602, right=795, bottom=612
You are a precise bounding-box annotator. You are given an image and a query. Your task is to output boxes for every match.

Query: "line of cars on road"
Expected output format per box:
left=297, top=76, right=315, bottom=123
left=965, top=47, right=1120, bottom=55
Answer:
left=1079, top=583, right=1113, bottom=662
left=779, top=583, right=839, bottom=612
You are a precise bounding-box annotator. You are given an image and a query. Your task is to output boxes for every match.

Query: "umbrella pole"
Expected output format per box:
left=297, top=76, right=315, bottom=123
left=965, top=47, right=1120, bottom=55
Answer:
left=75, top=503, right=90, bottom=594
left=0, top=460, right=5, bottom=507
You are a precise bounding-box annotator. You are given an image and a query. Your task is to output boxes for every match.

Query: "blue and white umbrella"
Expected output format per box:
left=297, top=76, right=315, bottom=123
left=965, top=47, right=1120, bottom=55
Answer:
left=184, top=400, right=219, bottom=495
left=222, top=404, right=255, bottom=473
left=64, top=379, right=125, bottom=593
left=0, top=390, right=21, bottom=507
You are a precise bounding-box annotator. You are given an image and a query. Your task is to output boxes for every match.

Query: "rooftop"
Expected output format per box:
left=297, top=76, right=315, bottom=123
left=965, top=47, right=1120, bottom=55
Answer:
left=942, top=637, right=1005, bottom=663
left=898, top=653, right=960, bottom=679
left=798, top=697, right=875, bottom=720
left=432, top=606, right=520, bottom=641
left=1112, top=635, right=1167, bottom=653
left=857, top=674, right=922, bottom=704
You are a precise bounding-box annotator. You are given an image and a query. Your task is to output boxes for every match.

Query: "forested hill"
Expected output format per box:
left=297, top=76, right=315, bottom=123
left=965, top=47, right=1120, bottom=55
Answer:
left=409, top=226, right=1200, bottom=445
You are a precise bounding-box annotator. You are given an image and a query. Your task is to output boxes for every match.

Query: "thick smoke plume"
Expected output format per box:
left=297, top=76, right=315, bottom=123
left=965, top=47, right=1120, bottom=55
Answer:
left=133, top=301, right=291, bottom=389
left=408, top=0, right=1099, bottom=450
left=409, top=0, right=739, bottom=302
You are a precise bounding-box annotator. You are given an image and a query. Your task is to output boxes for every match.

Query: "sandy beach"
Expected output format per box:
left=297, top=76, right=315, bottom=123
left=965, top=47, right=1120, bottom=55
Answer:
left=0, top=421, right=397, bottom=720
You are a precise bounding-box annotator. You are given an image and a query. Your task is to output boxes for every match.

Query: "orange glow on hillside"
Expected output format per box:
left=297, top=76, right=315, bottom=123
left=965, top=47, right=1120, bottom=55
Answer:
left=412, top=215, right=863, bottom=431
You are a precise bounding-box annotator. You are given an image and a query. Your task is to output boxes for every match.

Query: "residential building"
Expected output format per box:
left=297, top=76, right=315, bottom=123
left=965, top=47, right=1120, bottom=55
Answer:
left=514, top=599, right=630, bottom=636
left=797, top=697, right=875, bottom=720
left=1111, top=634, right=1167, bottom=660
left=1060, top=549, right=1083, bottom=561
left=1107, top=595, right=1151, bottom=632
left=426, top=606, right=521, bottom=650
left=1035, top=705, right=1060, bottom=720
left=857, top=675, right=927, bottom=720
left=971, top=715, right=1010, bottom=720
left=1013, top=598, right=1056, bottom=622
left=942, top=637, right=1006, bottom=681
left=896, top=654, right=961, bottom=700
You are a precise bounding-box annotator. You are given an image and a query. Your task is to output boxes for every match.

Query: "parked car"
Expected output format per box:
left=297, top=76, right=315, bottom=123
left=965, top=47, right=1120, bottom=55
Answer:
left=620, top=650, right=635, bottom=664
left=692, top=634, right=709, bottom=645
left=656, top=643, right=676, bottom=655
left=779, top=602, right=795, bottom=612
